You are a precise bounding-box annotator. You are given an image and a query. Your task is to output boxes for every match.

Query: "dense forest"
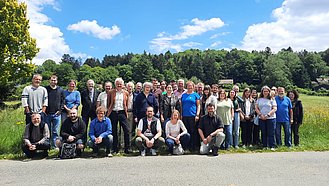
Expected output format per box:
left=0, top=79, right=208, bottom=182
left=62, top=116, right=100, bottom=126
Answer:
left=3, top=47, right=329, bottom=100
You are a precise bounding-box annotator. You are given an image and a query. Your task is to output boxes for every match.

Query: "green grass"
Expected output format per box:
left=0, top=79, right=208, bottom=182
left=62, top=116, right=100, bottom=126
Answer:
left=0, top=94, right=328, bottom=159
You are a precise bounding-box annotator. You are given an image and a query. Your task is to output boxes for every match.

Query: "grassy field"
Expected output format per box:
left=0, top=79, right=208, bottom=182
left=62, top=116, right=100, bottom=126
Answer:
left=0, top=94, right=328, bottom=159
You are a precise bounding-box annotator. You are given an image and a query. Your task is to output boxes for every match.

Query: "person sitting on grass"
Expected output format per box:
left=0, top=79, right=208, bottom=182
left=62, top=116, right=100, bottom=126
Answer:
left=22, top=113, right=50, bottom=158
left=198, top=103, right=225, bottom=156
left=136, top=106, right=165, bottom=156
left=88, top=106, right=113, bottom=157
left=56, top=108, right=85, bottom=157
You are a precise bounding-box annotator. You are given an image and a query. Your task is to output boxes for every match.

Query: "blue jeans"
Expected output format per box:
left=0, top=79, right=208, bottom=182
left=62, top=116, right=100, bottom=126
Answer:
left=224, top=124, right=233, bottom=149
left=232, top=112, right=240, bottom=147
left=275, top=122, right=291, bottom=147
left=165, top=133, right=190, bottom=154
left=45, top=113, right=61, bottom=148
left=88, top=135, right=113, bottom=153
left=259, top=119, right=276, bottom=148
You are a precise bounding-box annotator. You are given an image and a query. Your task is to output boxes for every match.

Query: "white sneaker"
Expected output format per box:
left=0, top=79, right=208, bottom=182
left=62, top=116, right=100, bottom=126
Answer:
left=270, top=148, right=275, bottom=151
left=107, top=153, right=113, bottom=158
left=141, top=150, right=146, bottom=157
left=151, top=149, right=157, bottom=156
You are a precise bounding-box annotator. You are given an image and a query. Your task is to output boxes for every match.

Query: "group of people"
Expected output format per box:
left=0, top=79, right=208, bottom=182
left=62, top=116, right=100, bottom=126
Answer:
left=21, top=74, right=304, bottom=158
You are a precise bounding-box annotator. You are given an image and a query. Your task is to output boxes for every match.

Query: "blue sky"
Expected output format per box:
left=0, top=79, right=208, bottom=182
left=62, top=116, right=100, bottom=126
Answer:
left=22, top=0, right=329, bottom=64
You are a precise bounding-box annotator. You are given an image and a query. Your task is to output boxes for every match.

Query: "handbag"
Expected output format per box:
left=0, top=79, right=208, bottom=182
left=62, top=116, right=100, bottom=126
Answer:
left=60, top=143, right=77, bottom=159
left=173, top=144, right=184, bottom=155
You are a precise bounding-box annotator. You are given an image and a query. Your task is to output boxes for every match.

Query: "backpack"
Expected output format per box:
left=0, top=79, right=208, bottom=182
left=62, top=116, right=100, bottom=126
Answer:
left=173, top=144, right=184, bottom=155
left=60, top=143, right=76, bottom=159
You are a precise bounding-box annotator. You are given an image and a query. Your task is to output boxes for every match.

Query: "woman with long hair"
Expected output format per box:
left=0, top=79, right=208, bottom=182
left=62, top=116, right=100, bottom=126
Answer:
left=165, top=110, right=190, bottom=155
left=200, top=85, right=217, bottom=116
left=216, top=89, right=234, bottom=150
left=255, top=86, right=277, bottom=150
left=287, top=90, right=303, bottom=146
left=228, top=90, right=241, bottom=148
left=239, top=88, right=256, bottom=147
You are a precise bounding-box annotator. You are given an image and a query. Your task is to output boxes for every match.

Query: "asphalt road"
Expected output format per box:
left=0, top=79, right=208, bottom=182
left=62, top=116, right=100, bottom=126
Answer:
left=1, top=151, right=328, bottom=186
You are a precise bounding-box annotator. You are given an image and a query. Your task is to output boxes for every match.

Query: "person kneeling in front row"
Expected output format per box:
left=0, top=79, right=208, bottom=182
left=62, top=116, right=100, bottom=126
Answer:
left=165, top=110, right=190, bottom=155
left=88, top=106, right=113, bottom=157
left=198, top=103, right=225, bottom=156
left=22, top=113, right=50, bottom=158
left=56, top=108, right=86, bottom=157
left=136, top=106, right=165, bottom=156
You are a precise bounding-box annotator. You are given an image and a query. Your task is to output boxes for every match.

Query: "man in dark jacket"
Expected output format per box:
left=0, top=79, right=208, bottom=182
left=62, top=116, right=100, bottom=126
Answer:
left=45, top=75, right=65, bottom=149
left=56, top=109, right=86, bottom=156
left=81, top=79, right=100, bottom=143
left=22, top=113, right=50, bottom=158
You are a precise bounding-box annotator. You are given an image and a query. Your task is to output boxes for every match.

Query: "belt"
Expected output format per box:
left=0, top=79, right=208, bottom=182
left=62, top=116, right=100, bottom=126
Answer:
left=112, top=110, right=125, bottom=114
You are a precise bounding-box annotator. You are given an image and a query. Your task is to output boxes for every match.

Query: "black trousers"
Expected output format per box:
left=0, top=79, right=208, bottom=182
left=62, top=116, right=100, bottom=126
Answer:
left=241, top=120, right=253, bottom=146
left=291, top=123, right=300, bottom=146
left=252, top=124, right=260, bottom=146
left=110, top=110, right=130, bottom=152
left=182, top=116, right=199, bottom=151
left=22, top=140, right=50, bottom=158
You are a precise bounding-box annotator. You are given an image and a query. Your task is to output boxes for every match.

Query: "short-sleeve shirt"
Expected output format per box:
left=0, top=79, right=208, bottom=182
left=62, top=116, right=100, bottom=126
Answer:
left=256, top=98, right=277, bottom=119
left=198, top=115, right=224, bottom=137
left=275, top=96, right=292, bottom=122
left=97, top=91, right=107, bottom=108
left=181, top=92, right=200, bottom=117
left=216, top=99, right=233, bottom=125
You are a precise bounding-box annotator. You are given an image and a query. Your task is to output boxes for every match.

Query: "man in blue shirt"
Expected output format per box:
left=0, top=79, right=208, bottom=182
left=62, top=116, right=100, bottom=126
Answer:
left=275, top=87, right=293, bottom=147
left=88, top=106, right=113, bottom=157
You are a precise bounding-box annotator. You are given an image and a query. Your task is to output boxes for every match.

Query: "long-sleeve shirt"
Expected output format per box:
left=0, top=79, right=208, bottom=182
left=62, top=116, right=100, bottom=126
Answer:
left=89, top=117, right=112, bottom=142
left=134, top=92, right=158, bottom=120
left=22, top=85, right=48, bottom=113
left=45, top=85, right=65, bottom=114
left=165, top=120, right=188, bottom=138
left=60, top=117, right=86, bottom=141
left=23, top=123, right=50, bottom=146
left=64, top=90, right=81, bottom=110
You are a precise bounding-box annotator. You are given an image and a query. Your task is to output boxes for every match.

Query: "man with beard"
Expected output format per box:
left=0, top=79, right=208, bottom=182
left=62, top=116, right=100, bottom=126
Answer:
left=275, top=87, right=293, bottom=147
left=56, top=109, right=85, bottom=157
left=136, top=107, right=165, bottom=156
left=22, top=113, right=50, bottom=158
left=198, top=103, right=225, bottom=156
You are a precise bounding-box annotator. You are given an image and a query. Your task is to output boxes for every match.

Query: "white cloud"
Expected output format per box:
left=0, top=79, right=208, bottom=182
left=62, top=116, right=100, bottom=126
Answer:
left=67, top=20, right=120, bottom=40
left=21, top=0, right=85, bottom=65
left=210, top=41, right=222, bottom=48
left=210, top=32, right=230, bottom=39
left=150, top=18, right=225, bottom=53
left=241, top=0, right=329, bottom=52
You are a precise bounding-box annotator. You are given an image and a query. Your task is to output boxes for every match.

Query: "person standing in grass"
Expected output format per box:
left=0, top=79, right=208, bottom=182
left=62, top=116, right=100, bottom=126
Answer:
left=45, top=75, right=65, bottom=149
left=62, top=80, right=80, bottom=124
left=229, top=89, right=241, bottom=149
left=251, top=89, right=260, bottom=146
left=216, top=89, right=234, bottom=150
left=22, top=113, right=50, bottom=158
left=255, top=86, right=277, bottom=150
left=22, top=74, right=48, bottom=125
left=181, top=81, right=201, bottom=152
left=239, top=88, right=256, bottom=148
left=275, top=87, right=293, bottom=147
left=287, top=90, right=304, bottom=146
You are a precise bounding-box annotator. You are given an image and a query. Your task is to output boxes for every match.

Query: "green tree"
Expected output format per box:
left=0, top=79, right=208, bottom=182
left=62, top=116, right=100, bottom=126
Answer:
left=0, top=0, right=38, bottom=100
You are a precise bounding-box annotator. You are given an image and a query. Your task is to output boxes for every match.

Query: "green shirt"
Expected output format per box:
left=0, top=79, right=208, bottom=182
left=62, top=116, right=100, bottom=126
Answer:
left=216, top=99, right=233, bottom=125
